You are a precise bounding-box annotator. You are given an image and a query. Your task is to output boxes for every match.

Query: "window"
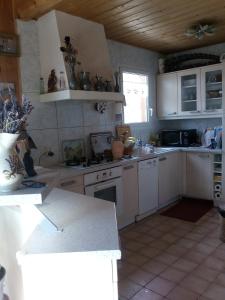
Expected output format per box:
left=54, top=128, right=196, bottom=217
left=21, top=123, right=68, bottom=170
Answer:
left=122, top=71, right=149, bottom=124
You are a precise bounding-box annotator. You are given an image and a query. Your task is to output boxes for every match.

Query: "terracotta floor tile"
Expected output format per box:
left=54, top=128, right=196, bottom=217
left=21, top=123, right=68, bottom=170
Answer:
left=203, top=283, right=225, bottom=300
left=146, top=276, right=176, bottom=296
left=128, top=269, right=156, bottom=286
left=142, top=259, right=168, bottom=275
left=212, top=249, right=225, bottom=260
left=184, top=232, right=205, bottom=242
left=176, top=238, right=196, bottom=249
left=202, top=256, right=225, bottom=272
left=184, top=250, right=208, bottom=264
left=126, top=253, right=150, bottom=267
left=118, top=261, right=138, bottom=277
left=194, top=243, right=215, bottom=255
left=149, top=240, right=170, bottom=251
left=121, top=230, right=142, bottom=240
left=155, top=253, right=179, bottom=265
left=147, top=229, right=165, bottom=239
left=201, top=237, right=222, bottom=248
left=216, top=273, right=225, bottom=287
left=124, top=240, right=145, bottom=251
left=167, top=286, right=200, bottom=300
left=161, top=233, right=179, bottom=244
left=139, top=246, right=162, bottom=258
left=173, top=258, right=197, bottom=272
left=133, top=224, right=152, bottom=233
left=137, top=234, right=156, bottom=245
left=166, top=244, right=188, bottom=257
left=131, top=288, right=164, bottom=300
left=193, top=265, right=219, bottom=282
left=119, top=278, right=142, bottom=299
left=180, top=274, right=210, bottom=294
left=160, top=267, right=187, bottom=283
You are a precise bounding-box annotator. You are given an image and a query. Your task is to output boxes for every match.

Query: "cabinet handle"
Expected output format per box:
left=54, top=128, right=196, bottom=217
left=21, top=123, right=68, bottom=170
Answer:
left=204, top=109, right=216, bottom=112
left=198, top=154, right=210, bottom=158
left=123, top=165, right=134, bottom=170
left=159, top=157, right=167, bottom=161
left=167, top=112, right=177, bottom=115
left=60, top=180, right=76, bottom=187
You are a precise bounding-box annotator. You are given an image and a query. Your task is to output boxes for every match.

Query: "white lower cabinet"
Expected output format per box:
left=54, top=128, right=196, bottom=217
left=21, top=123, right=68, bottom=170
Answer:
left=186, top=152, right=213, bottom=200
left=158, top=152, right=181, bottom=208
left=137, top=158, right=158, bottom=220
left=118, top=162, right=139, bottom=228
left=57, top=175, right=84, bottom=194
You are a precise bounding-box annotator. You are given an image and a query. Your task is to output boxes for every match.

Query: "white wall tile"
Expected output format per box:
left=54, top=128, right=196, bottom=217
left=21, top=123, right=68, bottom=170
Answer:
left=56, top=101, right=83, bottom=128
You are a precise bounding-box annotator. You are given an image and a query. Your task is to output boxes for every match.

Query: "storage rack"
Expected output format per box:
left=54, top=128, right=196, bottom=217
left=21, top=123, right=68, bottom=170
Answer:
left=213, top=153, right=222, bottom=200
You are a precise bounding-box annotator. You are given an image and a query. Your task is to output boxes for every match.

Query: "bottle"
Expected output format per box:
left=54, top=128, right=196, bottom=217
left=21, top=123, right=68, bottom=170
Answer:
left=59, top=71, right=66, bottom=90
left=40, top=77, right=45, bottom=94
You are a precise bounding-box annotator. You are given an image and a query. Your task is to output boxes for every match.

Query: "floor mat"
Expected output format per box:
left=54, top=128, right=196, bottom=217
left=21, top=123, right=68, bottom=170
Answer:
left=161, top=198, right=214, bottom=222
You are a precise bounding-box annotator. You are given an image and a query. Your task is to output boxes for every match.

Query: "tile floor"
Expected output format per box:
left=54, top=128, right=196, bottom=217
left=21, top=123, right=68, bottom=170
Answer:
left=118, top=208, right=225, bottom=300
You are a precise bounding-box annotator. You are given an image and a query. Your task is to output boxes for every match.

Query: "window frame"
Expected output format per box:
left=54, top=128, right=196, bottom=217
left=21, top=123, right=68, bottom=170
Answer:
left=120, top=67, right=150, bottom=125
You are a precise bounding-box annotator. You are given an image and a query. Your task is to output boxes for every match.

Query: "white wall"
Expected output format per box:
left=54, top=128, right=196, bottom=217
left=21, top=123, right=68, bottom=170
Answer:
left=17, top=20, right=160, bottom=166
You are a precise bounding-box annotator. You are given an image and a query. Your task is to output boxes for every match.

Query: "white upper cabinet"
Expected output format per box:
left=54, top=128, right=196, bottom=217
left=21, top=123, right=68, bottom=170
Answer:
left=201, top=64, right=223, bottom=114
left=157, top=64, right=223, bottom=119
left=157, top=72, right=178, bottom=118
left=178, top=68, right=201, bottom=116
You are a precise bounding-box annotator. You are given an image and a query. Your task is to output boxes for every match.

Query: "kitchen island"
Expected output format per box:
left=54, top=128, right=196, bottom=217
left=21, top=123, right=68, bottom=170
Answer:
left=0, top=187, right=121, bottom=300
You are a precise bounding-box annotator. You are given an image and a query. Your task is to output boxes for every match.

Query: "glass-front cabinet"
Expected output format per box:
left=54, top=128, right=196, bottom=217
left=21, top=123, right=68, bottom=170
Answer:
left=178, top=68, right=201, bottom=115
left=201, top=64, right=222, bottom=113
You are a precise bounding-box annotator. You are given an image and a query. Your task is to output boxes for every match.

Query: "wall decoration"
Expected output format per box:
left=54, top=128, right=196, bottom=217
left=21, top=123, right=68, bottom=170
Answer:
left=0, top=32, right=20, bottom=57
left=0, top=82, right=15, bottom=101
left=62, top=139, right=85, bottom=163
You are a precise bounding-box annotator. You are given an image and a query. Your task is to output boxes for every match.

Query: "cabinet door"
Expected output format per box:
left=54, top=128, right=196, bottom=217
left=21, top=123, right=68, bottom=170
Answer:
left=157, top=72, right=178, bottom=118
left=119, top=163, right=138, bottom=227
left=178, top=68, right=201, bottom=115
left=186, top=153, right=213, bottom=200
left=159, top=152, right=180, bottom=207
left=201, top=64, right=222, bottom=114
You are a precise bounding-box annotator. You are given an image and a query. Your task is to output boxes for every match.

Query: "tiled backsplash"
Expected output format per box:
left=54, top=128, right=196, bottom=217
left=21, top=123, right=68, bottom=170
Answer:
left=17, top=20, right=160, bottom=166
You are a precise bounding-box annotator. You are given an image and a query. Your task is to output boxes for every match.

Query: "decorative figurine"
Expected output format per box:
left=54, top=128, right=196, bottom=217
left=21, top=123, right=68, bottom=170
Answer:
left=114, top=71, right=120, bottom=92
left=105, top=80, right=113, bottom=92
left=47, top=69, right=57, bottom=93
left=60, top=36, right=81, bottom=90
left=79, top=71, right=92, bottom=90
left=95, top=75, right=104, bottom=91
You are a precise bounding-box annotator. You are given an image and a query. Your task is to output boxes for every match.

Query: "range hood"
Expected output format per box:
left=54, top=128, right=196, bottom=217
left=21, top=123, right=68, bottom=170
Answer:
left=37, top=10, right=125, bottom=104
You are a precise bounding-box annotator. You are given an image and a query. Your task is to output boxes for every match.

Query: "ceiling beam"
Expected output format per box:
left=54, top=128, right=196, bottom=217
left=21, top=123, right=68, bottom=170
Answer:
left=15, top=0, right=63, bottom=20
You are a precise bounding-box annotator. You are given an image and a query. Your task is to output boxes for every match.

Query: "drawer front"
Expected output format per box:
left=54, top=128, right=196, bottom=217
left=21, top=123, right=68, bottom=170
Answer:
left=58, top=175, right=84, bottom=189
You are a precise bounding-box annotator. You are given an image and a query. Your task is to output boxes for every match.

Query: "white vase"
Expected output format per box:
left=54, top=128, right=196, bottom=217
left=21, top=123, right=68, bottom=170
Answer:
left=0, top=133, right=23, bottom=193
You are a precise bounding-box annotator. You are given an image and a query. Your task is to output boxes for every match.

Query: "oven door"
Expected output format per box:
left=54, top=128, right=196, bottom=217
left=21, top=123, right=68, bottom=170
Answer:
left=85, top=177, right=123, bottom=217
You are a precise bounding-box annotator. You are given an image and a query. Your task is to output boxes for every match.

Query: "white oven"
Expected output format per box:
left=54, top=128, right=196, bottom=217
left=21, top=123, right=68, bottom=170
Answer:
left=84, top=166, right=123, bottom=217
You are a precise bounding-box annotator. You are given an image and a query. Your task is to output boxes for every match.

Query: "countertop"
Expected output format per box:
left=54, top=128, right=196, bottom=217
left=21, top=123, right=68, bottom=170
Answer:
left=18, top=188, right=121, bottom=260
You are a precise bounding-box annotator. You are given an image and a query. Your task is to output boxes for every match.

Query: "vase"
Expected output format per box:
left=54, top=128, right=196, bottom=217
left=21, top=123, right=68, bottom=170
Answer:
left=68, top=64, right=78, bottom=90
left=79, top=71, right=92, bottom=91
left=0, top=133, right=23, bottom=193
left=112, top=140, right=124, bottom=160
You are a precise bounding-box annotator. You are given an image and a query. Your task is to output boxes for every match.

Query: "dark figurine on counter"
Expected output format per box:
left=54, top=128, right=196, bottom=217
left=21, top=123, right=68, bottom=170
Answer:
left=48, top=69, right=57, bottom=93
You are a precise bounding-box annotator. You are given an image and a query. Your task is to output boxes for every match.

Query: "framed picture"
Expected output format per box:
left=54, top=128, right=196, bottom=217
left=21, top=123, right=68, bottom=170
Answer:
left=0, top=32, right=20, bottom=57
left=62, top=139, right=85, bottom=162
left=0, top=82, right=16, bottom=101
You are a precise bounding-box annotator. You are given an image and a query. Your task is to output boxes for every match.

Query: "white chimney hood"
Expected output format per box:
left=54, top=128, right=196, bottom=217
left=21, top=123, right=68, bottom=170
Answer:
left=37, top=10, right=125, bottom=104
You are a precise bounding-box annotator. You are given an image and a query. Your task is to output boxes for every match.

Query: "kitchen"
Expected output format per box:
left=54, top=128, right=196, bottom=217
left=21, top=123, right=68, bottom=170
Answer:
left=0, top=1, right=225, bottom=300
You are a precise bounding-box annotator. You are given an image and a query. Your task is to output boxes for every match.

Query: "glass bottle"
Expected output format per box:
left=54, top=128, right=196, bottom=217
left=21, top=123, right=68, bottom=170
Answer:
left=59, top=71, right=66, bottom=90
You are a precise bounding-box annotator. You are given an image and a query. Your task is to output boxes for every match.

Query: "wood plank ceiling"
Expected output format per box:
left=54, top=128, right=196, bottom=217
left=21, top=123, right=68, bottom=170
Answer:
left=15, top=0, right=225, bottom=53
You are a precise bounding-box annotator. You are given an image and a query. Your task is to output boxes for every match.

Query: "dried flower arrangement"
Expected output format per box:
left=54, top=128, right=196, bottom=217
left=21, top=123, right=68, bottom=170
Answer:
left=0, top=90, right=33, bottom=134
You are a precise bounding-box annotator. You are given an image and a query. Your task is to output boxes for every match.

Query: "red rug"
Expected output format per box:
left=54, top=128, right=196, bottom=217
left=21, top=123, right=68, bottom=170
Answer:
left=161, top=198, right=214, bottom=222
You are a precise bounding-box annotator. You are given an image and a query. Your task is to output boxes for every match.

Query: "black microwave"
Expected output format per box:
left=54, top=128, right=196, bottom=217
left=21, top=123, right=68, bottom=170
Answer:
left=160, top=129, right=197, bottom=147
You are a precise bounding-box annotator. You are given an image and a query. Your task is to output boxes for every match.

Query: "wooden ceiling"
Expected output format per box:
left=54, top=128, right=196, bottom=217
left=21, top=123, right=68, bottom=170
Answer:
left=15, top=0, right=225, bottom=53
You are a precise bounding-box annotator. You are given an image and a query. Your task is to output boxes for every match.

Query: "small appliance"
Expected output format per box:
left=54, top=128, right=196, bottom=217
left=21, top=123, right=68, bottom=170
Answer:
left=160, top=129, right=198, bottom=147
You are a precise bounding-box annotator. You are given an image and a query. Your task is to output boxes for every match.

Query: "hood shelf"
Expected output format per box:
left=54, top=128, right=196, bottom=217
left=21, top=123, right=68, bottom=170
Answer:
left=40, top=90, right=125, bottom=104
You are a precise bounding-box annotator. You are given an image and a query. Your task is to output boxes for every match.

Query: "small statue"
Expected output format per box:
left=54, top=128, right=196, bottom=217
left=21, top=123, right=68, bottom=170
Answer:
left=48, top=69, right=57, bottom=93
left=60, top=36, right=81, bottom=90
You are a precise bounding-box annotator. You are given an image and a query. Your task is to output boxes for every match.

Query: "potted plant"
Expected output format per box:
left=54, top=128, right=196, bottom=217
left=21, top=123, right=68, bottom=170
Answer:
left=0, top=90, right=33, bottom=192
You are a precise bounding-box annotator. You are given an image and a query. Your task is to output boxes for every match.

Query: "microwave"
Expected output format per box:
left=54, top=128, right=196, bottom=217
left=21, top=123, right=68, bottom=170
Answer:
left=160, top=129, right=197, bottom=147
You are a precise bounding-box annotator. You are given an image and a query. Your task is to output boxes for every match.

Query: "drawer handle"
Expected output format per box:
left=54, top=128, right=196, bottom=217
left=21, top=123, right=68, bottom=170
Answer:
left=159, top=157, right=167, bottom=161
left=189, top=111, right=200, bottom=113
left=61, top=180, right=76, bottom=187
left=167, top=112, right=177, bottom=115
left=123, top=165, right=134, bottom=170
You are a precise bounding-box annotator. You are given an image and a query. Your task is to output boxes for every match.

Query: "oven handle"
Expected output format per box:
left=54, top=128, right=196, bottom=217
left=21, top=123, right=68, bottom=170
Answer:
left=92, top=180, right=119, bottom=192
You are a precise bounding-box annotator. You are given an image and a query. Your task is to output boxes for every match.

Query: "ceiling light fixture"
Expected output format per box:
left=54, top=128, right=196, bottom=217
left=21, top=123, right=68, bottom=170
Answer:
left=185, top=23, right=216, bottom=40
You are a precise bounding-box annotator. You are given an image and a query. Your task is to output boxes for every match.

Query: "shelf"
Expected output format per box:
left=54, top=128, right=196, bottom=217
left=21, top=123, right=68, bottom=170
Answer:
left=207, top=82, right=222, bottom=85
left=182, top=85, right=196, bottom=88
left=182, top=100, right=197, bottom=102
left=40, top=90, right=126, bottom=104
left=206, top=97, right=222, bottom=100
